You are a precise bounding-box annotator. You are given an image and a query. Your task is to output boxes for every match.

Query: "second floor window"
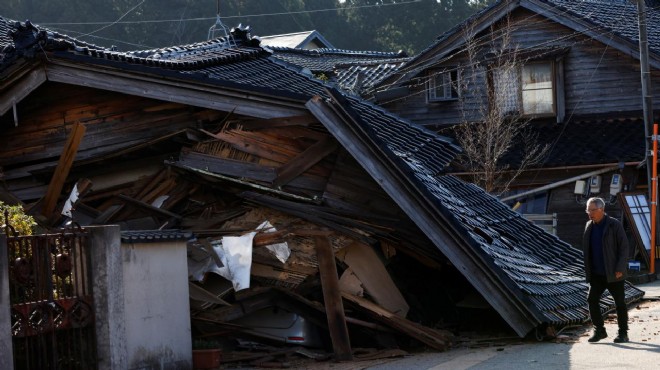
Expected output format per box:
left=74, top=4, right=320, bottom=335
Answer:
left=521, top=62, right=554, bottom=115
left=492, top=61, right=556, bottom=117
left=427, top=68, right=459, bottom=102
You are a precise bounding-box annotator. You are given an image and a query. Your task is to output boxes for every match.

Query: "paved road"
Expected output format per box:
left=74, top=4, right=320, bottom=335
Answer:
left=366, top=277, right=660, bottom=370
left=228, top=278, right=660, bottom=369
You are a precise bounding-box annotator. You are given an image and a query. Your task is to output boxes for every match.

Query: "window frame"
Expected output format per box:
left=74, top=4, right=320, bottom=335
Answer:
left=520, top=60, right=556, bottom=117
left=490, top=59, right=558, bottom=118
left=427, top=68, right=460, bottom=102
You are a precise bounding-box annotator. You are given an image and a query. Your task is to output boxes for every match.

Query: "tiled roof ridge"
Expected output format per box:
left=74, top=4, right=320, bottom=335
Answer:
left=121, top=229, right=193, bottom=243
left=2, top=18, right=106, bottom=55
left=82, top=44, right=267, bottom=71
left=268, top=45, right=408, bottom=58
left=1, top=19, right=269, bottom=71
left=73, top=25, right=268, bottom=71
left=334, top=57, right=412, bottom=68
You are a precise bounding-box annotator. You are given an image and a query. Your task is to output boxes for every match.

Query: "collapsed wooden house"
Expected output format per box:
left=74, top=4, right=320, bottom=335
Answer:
left=0, top=17, right=644, bottom=357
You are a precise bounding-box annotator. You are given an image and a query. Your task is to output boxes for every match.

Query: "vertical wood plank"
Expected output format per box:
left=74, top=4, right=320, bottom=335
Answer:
left=42, top=122, right=86, bottom=219
left=314, top=235, right=353, bottom=361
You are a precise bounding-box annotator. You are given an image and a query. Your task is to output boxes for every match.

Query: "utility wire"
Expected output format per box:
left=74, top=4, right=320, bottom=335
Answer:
left=74, top=0, right=146, bottom=38
left=37, top=0, right=423, bottom=26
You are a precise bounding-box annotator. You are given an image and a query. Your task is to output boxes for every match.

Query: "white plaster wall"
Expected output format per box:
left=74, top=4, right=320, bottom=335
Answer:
left=122, top=241, right=192, bottom=370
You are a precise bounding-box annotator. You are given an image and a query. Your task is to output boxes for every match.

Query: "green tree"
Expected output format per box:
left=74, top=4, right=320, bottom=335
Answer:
left=0, top=201, right=36, bottom=236
left=337, top=0, right=495, bottom=53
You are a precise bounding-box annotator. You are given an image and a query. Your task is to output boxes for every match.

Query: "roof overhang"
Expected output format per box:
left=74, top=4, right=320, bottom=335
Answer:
left=0, top=63, right=47, bottom=117
left=523, top=0, right=660, bottom=69
left=385, top=0, right=660, bottom=88
left=2, top=55, right=311, bottom=120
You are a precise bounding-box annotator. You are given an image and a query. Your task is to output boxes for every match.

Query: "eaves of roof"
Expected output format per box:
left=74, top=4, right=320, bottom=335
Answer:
left=49, top=50, right=313, bottom=103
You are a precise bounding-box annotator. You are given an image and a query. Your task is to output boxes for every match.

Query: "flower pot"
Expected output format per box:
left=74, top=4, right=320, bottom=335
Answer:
left=192, top=348, right=222, bottom=369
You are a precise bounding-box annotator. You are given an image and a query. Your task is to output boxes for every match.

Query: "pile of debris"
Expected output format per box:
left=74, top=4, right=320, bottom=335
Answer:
left=36, top=120, right=466, bottom=363
left=185, top=206, right=455, bottom=364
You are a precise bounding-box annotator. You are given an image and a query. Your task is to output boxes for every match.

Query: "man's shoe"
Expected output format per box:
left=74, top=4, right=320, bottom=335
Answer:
left=588, top=328, right=608, bottom=342
left=614, top=332, right=629, bottom=343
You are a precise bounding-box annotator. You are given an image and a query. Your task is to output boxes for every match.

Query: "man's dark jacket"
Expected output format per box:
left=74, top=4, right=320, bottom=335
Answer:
left=582, top=214, right=629, bottom=283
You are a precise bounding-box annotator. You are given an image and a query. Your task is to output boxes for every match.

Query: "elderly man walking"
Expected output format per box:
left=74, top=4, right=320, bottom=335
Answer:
left=582, top=197, right=630, bottom=343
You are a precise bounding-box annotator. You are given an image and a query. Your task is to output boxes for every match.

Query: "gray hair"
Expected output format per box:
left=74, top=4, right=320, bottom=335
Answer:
left=586, top=197, right=605, bottom=210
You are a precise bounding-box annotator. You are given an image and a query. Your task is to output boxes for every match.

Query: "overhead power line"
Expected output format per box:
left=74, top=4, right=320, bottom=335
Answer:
left=37, top=0, right=423, bottom=26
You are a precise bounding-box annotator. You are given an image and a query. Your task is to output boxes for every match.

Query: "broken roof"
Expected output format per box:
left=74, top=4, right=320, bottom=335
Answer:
left=0, top=17, right=644, bottom=337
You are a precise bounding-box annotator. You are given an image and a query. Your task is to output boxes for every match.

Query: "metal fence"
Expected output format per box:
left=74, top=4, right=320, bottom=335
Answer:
left=5, top=220, right=97, bottom=370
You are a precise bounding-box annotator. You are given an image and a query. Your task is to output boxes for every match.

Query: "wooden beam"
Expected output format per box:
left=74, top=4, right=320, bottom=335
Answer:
left=41, top=122, right=86, bottom=219
left=341, top=292, right=452, bottom=351
left=116, top=194, right=182, bottom=220
left=240, top=115, right=318, bottom=130
left=314, top=235, right=352, bottom=361
left=273, top=137, right=338, bottom=188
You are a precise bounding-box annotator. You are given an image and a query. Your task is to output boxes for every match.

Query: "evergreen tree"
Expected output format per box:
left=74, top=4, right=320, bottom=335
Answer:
left=1, top=0, right=493, bottom=53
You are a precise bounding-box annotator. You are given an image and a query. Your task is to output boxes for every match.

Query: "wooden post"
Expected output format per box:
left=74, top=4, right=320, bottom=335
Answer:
left=314, top=235, right=352, bottom=361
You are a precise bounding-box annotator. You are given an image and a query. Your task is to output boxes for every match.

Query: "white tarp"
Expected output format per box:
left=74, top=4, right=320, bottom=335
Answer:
left=188, top=220, right=291, bottom=291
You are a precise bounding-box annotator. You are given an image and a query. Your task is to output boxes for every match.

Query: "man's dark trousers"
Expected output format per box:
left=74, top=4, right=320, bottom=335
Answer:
left=588, top=274, right=628, bottom=331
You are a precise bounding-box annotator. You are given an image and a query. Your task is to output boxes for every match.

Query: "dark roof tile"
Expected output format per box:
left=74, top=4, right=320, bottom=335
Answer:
left=121, top=229, right=192, bottom=243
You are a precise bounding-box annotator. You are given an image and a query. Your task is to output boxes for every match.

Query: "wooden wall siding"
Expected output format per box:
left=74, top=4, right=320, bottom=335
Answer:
left=0, top=82, right=223, bottom=167
left=382, top=8, right=660, bottom=128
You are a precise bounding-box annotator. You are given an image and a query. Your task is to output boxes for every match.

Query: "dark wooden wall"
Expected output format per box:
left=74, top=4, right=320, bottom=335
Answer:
left=382, top=8, right=660, bottom=128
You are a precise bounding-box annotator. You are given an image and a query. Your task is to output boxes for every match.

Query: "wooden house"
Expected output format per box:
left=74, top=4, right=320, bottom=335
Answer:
left=0, top=16, right=644, bottom=347
left=370, top=0, right=658, bottom=250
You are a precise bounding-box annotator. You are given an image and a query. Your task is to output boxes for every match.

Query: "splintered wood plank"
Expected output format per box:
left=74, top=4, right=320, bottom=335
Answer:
left=273, top=137, right=339, bottom=188
left=341, top=292, right=452, bottom=351
left=41, top=122, right=86, bottom=219
left=315, top=235, right=353, bottom=361
left=336, top=242, right=409, bottom=318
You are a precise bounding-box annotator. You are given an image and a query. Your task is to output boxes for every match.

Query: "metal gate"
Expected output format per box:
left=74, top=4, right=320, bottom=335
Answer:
left=5, top=220, right=97, bottom=370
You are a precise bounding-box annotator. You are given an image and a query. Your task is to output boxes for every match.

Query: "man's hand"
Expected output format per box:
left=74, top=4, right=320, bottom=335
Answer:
left=615, top=271, right=623, bottom=279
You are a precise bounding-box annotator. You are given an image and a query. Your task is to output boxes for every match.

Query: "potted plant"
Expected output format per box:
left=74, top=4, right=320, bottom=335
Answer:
left=192, top=339, right=222, bottom=369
